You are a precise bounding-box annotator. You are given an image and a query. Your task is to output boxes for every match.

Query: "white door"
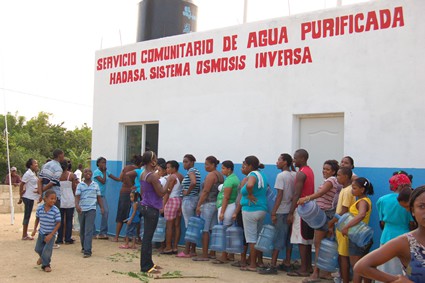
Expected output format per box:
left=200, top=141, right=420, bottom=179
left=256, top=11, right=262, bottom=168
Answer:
left=299, top=116, right=344, bottom=191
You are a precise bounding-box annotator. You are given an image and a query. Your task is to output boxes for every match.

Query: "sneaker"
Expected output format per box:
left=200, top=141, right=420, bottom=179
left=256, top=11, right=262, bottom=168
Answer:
left=53, top=244, right=60, bottom=249
left=65, top=239, right=75, bottom=244
left=83, top=254, right=91, bottom=258
left=258, top=266, right=278, bottom=275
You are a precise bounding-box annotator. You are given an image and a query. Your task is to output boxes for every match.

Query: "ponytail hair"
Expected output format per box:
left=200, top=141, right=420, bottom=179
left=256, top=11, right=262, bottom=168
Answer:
left=354, top=177, right=374, bottom=195
left=141, top=151, right=156, bottom=166
left=244, top=155, right=264, bottom=170
left=280, top=153, right=295, bottom=171
left=222, top=160, right=234, bottom=171
left=205, top=156, right=220, bottom=167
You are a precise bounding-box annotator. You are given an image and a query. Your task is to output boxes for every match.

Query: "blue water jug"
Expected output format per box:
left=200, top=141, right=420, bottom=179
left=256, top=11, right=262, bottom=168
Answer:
left=297, top=201, right=327, bottom=229
left=254, top=224, right=275, bottom=253
left=226, top=221, right=244, bottom=253
left=210, top=223, right=226, bottom=252
left=266, top=186, right=277, bottom=213
left=184, top=216, right=205, bottom=244
left=152, top=216, right=166, bottom=242
left=335, top=213, right=373, bottom=247
left=316, top=238, right=339, bottom=272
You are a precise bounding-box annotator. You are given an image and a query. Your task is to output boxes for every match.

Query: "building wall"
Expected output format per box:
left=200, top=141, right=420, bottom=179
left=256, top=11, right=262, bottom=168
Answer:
left=92, top=0, right=425, bottom=248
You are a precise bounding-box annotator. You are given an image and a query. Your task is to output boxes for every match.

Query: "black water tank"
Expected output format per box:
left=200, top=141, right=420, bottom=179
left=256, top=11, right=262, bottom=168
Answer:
left=137, top=0, right=197, bottom=42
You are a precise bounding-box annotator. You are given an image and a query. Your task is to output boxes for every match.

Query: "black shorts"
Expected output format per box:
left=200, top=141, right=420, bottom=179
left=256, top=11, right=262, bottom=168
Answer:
left=116, top=193, right=131, bottom=223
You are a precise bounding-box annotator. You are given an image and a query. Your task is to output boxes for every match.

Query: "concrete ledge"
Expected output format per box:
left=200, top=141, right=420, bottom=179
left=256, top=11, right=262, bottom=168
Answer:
left=0, top=185, right=37, bottom=214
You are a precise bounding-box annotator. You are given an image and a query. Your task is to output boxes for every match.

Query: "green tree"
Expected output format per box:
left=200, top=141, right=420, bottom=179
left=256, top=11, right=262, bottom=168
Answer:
left=0, top=112, right=92, bottom=181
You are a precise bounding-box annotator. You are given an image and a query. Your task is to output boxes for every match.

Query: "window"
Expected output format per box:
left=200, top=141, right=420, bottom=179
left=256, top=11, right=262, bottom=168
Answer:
left=124, top=123, right=159, bottom=165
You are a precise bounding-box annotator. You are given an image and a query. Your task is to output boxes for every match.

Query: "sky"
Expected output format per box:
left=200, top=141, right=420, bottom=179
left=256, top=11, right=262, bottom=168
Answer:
left=0, top=0, right=369, bottom=129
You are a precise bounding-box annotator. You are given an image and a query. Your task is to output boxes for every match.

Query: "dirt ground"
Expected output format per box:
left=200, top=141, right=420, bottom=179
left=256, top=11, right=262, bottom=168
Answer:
left=1, top=212, right=302, bottom=283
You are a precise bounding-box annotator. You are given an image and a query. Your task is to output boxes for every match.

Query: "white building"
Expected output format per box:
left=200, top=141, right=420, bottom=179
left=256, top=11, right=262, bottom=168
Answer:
left=92, top=0, right=425, bottom=247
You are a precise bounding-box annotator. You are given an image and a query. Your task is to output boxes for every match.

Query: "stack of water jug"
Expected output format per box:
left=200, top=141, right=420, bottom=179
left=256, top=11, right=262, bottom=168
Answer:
left=139, top=216, right=167, bottom=242
left=185, top=216, right=245, bottom=254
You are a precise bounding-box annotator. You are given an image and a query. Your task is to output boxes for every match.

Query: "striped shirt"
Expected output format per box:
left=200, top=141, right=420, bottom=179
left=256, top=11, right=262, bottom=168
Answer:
left=316, top=176, right=342, bottom=210
left=76, top=181, right=101, bottom=211
left=39, top=160, right=63, bottom=199
left=36, top=204, right=61, bottom=235
left=181, top=167, right=201, bottom=197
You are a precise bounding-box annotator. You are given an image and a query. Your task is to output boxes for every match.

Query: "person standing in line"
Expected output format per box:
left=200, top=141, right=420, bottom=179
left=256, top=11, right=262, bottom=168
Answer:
left=212, top=160, right=240, bottom=264
left=341, top=177, right=374, bottom=283
left=31, top=189, right=61, bottom=272
left=56, top=161, right=77, bottom=245
left=19, top=158, right=40, bottom=240
left=287, top=149, right=314, bottom=277
left=298, top=159, right=341, bottom=282
left=177, top=154, right=201, bottom=258
left=193, top=156, right=224, bottom=262
left=4, top=166, right=22, bottom=185
left=161, top=160, right=184, bottom=254
left=139, top=151, right=167, bottom=274
left=75, top=168, right=104, bottom=258
left=259, top=153, right=296, bottom=275
left=74, top=164, right=83, bottom=182
left=375, top=173, right=415, bottom=281
left=354, top=186, right=425, bottom=283
left=328, top=167, right=356, bottom=283
left=239, top=155, right=268, bottom=272
left=112, top=155, right=142, bottom=242
left=92, top=157, right=120, bottom=240
left=340, top=156, right=357, bottom=181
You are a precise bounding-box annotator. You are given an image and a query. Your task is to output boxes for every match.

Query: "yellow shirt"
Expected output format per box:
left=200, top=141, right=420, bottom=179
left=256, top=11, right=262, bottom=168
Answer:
left=336, top=185, right=356, bottom=215
left=349, top=197, right=372, bottom=224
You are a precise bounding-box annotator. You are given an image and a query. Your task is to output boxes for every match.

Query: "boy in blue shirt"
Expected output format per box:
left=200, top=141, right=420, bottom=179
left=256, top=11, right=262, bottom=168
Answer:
left=75, top=168, right=104, bottom=258
left=31, top=189, right=61, bottom=272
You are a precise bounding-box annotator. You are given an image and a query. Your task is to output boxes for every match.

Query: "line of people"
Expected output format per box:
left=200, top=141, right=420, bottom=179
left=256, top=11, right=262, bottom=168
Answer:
left=24, top=148, right=425, bottom=282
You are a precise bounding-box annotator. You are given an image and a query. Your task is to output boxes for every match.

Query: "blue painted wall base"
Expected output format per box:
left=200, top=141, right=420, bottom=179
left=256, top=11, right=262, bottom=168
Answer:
left=90, top=160, right=425, bottom=260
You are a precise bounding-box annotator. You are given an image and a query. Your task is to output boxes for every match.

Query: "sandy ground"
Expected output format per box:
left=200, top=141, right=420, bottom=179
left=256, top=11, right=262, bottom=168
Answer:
left=1, top=212, right=302, bottom=283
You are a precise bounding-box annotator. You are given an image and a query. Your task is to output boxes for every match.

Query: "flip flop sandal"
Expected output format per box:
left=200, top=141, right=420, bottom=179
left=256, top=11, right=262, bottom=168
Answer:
left=287, top=270, right=310, bottom=277
left=160, top=250, right=174, bottom=255
left=212, top=259, right=227, bottom=264
left=119, top=245, right=130, bottom=249
left=302, top=278, right=322, bottom=283
left=22, top=235, right=34, bottom=240
left=231, top=261, right=242, bottom=267
left=147, top=267, right=161, bottom=274
left=176, top=252, right=191, bottom=258
left=240, top=266, right=257, bottom=272
left=192, top=257, right=210, bottom=261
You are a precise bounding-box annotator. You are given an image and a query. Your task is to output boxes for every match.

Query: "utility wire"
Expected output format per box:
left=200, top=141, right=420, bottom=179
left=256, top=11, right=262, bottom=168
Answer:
left=0, top=87, right=93, bottom=107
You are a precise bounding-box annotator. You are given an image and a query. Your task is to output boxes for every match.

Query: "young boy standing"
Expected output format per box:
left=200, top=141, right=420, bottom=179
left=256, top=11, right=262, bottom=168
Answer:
left=328, top=167, right=356, bottom=283
left=31, top=189, right=61, bottom=272
left=75, top=168, right=104, bottom=258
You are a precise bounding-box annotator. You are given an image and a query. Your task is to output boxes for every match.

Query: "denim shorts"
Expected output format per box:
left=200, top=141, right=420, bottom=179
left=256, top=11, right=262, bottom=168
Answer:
left=242, top=210, right=266, bottom=243
left=200, top=202, right=218, bottom=232
left=126, top=222, right=138, bottom=238
left=349, top=240, right=373, bottom=256
left=317, top=208, right=336, bottom=231
left=182, top=195, right=199, bottom=228
left=273, top=213, right=292, bottom=250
